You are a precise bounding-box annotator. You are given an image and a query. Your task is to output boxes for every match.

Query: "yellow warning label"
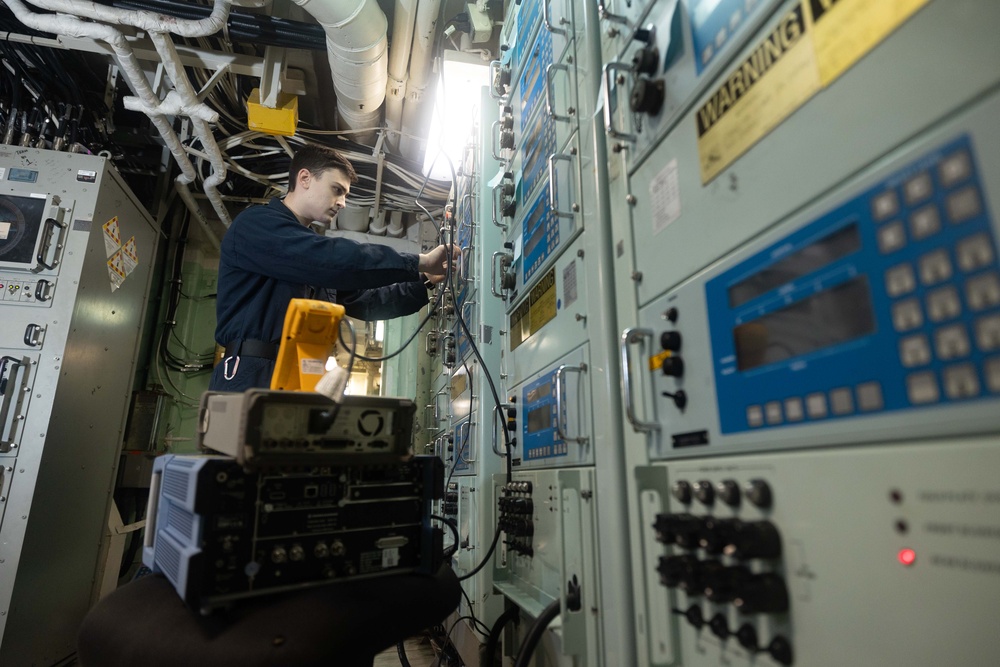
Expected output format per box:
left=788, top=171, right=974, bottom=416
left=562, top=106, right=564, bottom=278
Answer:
left=696, top=0, right=930, bottom=183
left=697, top=4, right=821, bottom=184
left=808, top=0, right=930, bottom=85
left=648, top=350, right=673, bottom=372
left=451, top=372, right=469, bottom=401
left=510, top=268, right=558, bottom=351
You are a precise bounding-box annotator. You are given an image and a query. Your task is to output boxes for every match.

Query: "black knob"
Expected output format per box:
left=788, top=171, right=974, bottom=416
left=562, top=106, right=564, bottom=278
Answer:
left=717, top=479, right=741, bottom=507
left=665, top=307, right=679, bottom=323
left=500, top=130, right=514, bottom=149
left=768, top=636, right=794, bottom=666
left=662, top=390, right=688, bottom=410
left=698, top=517, right=736, bottom=555
left=507, top=407, right=517, bottom=419
left=502, top=199, right=517, bottom=218
left=633, top=27, right=653, bottom=43
left=510, top=497, right=533, bottom=514
left=661, top=355, right=684, bottom=377
left=632, top=46, right=660, bottom=76
left=653, top=513, right=701, bottom=549
left=671, top=480, right=692, bottom=504
left=724, top=520, right=782, bottom=560
left=503, top=242, right=514, bottom=250
left=703, top=564, right=751, bottom=603
left=709, top=612, right=729, bottom=640
left=660, top=331, right=682, bottom=351
left=656, top=554, right=697, bottom=588
left=745, top=479, right=773, bottom=508
left=503, top=181, right=515, bottom=197
left=693, top=480, right=714, bottom=505
left=736, top=623, right=758, bottom=651
left=499, top=68, right=511, bottom=88
left=672, top=604, right=704, bottom=629
left=629, top=77, right=665, bottom=115
left=501, top=115, right=514, bottom=131
left=733, top=573, right=790, bottom=614
left=501, top=268, right=516, bottom=290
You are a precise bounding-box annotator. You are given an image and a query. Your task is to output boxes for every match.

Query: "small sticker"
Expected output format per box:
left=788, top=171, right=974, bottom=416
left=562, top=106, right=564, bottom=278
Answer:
left=381, top=547, right=400, bottom=568
left=29, top=193, right=46, bottom=199
left=651, top=159, right=682, bottom=235
left=73, top=219, right=93, bottom=232
left=121, top=236, right=139, bottom=276
left=0, top=168, right=5, bottom=180
left=77, top=170, right=97, bottom=183
left=103, top=216, right=121, bottom=257
left=0, top=221, right=9, bottom=240
left=8, top=168, right=38, bottom=183
left=301, top=358, right=325, bottom=375
left=107, top=249, right=126, bottom=292
left=563, top=260, right=578, bottom=307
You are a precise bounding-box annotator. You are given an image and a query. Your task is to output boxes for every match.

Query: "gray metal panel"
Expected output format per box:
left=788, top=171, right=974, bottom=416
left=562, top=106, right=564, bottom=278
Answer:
left=0, top=148, right=159, bottom=664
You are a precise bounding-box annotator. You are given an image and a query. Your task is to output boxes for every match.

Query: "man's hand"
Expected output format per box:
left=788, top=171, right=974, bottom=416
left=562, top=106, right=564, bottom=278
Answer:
left=418, top=244, right=461, bottom=278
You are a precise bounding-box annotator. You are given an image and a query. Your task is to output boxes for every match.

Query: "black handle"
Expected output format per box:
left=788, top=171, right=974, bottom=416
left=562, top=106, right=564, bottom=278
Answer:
left=23, top=323, right=43, bottom=347
left=34, top=279, right=52, bottom=302
left=35, top=217, right=66, bottom=271
left=0, top=356, right=20, bottom=395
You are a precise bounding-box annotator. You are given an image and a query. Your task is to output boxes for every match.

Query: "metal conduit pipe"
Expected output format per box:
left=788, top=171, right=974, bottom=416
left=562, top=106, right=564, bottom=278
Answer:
left=26, top=0, right=234, bottom=227
left=292, top=0, right=388, bottom=142
left=398, top=0, right=441, bottom=162
left=384, top=0, right=417, bottom=155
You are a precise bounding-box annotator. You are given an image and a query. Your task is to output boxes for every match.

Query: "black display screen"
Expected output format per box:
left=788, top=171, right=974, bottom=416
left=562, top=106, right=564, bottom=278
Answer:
left=527, top=406, right=550, bottom=434
left=526, top=381, right=552, bottom=403
left=733, top=277, right=876, bottom=371
left=0, top=195, right=46, bottom=264
left=728, top=223, right=862, bottom=308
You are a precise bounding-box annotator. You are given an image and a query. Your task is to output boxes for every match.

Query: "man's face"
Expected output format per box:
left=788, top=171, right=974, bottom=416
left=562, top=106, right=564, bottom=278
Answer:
left=301, top=167, right=351, bottom=224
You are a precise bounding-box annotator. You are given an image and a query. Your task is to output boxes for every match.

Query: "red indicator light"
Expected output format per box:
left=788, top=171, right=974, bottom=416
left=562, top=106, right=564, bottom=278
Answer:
left=897, top=548, right=917, bottom=566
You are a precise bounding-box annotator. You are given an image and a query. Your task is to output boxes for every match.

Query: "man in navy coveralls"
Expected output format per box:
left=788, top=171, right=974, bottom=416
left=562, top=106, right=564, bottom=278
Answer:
left=209, top=144, right=459, bottom=391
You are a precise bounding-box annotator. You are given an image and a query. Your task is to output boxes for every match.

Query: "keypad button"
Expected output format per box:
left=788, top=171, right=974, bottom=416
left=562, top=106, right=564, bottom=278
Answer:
left=946, top=186, right=982, bottom=224
left=908, top=205, right=941, bottom=241
left=871, top=190, right=900, bottom=221
left=784, top=397, right=804, bottom=422
left=747, top=405, right=764, bottom=427
left=974, top=314, right=1000, bottom=352
left=765, top=401, right=782, bottom=425
left=899, top=334, right=932, bottom=368
left=904, top=172, right=933, bottom=205
left=934, top=324, right=971, bottom=360
left=918, top=250, right=953, bottom=285
left=939, top=150, right=972, bottom=187
left=925, top=286, right=962, bottom=323
left=965, top=272, right=1000, bottom=311
left=856, top=382, right=884, bottom=412
left=907, top=371, right=940, bottom=404
left=885, top=264, right=916, bottom=297
left=830, top=387, right=854, bottom=415
left=943, top=364, right=980, bottom=399
left=806, top=392, right=828, bottom=419
left=891, top=298, right=923, bottom=332
left=986, top=357, right=1000, bottom=393
left=878, top=221, right=907, bottom=254
left=956, top=233, right=996, bottom=272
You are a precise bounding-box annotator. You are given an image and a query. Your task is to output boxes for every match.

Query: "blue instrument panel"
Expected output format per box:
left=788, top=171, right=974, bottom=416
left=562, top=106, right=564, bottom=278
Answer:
left=689, top=0, right=769, bottom=73
left=517, top=27, right=552, bottom=136
left=707, top=135, right=1000, bottom=434
left=521, top=184, right=559, bottom=283
left=450, top=419, right=473, bottom=474
left=521, top=369, right=568, bottom=462
left=519, top=108, right=556, bottom=202
left=513, top=0, right=542, bottom=82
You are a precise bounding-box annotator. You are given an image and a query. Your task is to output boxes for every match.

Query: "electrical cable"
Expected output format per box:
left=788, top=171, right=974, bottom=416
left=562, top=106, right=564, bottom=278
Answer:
left=434, top=614, right=478, bottom=667
left=431, top=513, right=460, bottom=559
left=511, top=599, right=562, bottom=667
left=396, top=641, right=412, bottom=667
left=484, top=605, right=521, bottom=667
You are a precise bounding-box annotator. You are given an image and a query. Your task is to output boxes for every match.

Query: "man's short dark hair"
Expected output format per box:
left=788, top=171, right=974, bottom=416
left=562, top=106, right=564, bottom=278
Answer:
left=288, top=144, right=358, bottom=191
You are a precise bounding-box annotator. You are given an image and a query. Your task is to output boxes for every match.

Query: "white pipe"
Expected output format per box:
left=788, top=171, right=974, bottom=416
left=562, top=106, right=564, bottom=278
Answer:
left=292, top=0, right=388, bottom=142
left=123, top=91, right=220, bottom=123
left=336, top=206, right=372, bottom=232
left=387, top=210, right=405, bottom=237
left=399, top=0, right=441, bottom=161
left=384, top=0, right=417, bottom=154
left=22, top=0, right=229, bottom=36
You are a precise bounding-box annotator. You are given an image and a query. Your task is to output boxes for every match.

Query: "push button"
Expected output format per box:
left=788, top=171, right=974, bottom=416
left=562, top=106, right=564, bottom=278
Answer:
left=899, top=334, right=932, bottom=368
left=829, top=387, right=854, bottom=415
left=885, top=264, right=916, bottom=297
left=918, top=250, right=953, bottom=285
left=765, top=401, right=782, bottom=425
left=908, top=205, right=941, bottom=241
left=939, top=150, right=972, bottom=187
left=907, top=372, right=939, bottom=404
left=925, top=286, right=961, bottom=323
left=904, top=172, right=933, bottom=205
left=784, top=397, right=804, bottom=422
left=878, top=221, right=906, bottom=254
left=965, top=272, right=1000, bottom=311
left=891, top=299, right=923, bottom=332
left=871, top=190, right=900, bottom=221
left=746, top=405, right=764, bottom=427
left=856, top=382, right=884, bottom=412
left=946, top=186, right=982, bottom=224
left=806, top=392, right=827, bottom=418
left=974, top=314, right=1000, bottom=352
left=934, top=324, right=971, bottom=360
left=986, top=357, right=1000, bottom=393
left=943, top=364, right=980, bottom=399
left=956, top=233, right=995, bottom=272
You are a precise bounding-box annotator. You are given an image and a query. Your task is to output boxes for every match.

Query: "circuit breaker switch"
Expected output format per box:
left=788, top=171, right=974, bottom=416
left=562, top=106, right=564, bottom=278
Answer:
left=724, top=520, right=782, bottom=560
left=733, top=573, right=790, bottom=614
left=629, top=77, right=665, bottom=115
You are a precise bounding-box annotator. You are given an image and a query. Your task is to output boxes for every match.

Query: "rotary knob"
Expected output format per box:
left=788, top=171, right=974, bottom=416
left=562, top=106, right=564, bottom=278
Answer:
left=629, top=77, right=665, bottom=115
left=698, top=517, right=736, bottom=555
left=717, top=479, right=741, bottom=507
left=745, top=478, right=773, bottom=508
left=671, top=480, right=692, bottom=504
left=724, top=520, right=782, bottom=560
left=660, top=331, right=682, bottom=351
left=733, top=573, right=790, bottom=614
left=693, top=479, right=714, bottom=505
left=661, top=355, right=684, bottom=378
left=631, top=45, right=660, bottom=76
left=703, top=564, right=751, bottom=603
left=656, top=554, right=698, bottom=588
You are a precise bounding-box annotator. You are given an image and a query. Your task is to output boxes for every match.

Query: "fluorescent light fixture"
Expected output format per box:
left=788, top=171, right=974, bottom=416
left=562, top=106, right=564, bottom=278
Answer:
left=423, top=52, right=489, bottom=181
left=375, top=320, right=385, bottom=343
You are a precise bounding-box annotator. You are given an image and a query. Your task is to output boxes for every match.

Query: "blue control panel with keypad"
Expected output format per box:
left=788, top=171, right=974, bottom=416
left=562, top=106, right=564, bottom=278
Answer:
left=706, top=135, right=999, bottom=434
left=521, top=369, right=568, bottom=462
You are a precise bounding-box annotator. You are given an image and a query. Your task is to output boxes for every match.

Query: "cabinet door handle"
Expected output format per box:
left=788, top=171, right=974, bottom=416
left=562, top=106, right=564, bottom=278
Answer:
left=621, top=328, right=660, bottom=433
left=555, top=362, right=589, bottom=444
left=36, top=217, right=66, bottom=270
left=23, top=323, right=44, bottom=347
